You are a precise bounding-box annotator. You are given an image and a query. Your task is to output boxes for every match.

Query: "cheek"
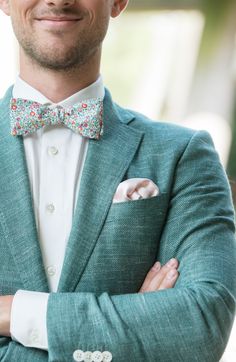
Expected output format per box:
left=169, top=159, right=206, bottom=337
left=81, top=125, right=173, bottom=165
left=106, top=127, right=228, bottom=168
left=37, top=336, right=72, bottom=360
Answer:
left=9, top=0, right=34, bottom=22
left=10, top=10, right=30, bottom=43
left=80, top=0, right=111, bottom=25
left=8, top=5, right=23, bottom=27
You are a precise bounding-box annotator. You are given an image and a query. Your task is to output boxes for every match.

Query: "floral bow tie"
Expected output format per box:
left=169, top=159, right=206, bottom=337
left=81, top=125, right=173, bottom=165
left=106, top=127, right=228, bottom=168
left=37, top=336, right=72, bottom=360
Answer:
left=10, top=97, right=103, bottom=139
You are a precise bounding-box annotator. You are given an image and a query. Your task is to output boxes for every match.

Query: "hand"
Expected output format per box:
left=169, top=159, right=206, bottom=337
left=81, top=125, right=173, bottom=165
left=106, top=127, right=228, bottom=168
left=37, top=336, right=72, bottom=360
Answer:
left=0, top=295, right=14, bottom=337
left=139, top=258, right=179, bottom=293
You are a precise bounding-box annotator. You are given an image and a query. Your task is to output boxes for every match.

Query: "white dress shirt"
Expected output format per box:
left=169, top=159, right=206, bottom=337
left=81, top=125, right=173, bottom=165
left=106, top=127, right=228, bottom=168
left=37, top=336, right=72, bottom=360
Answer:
left=10, top=76, right=105, bottom=350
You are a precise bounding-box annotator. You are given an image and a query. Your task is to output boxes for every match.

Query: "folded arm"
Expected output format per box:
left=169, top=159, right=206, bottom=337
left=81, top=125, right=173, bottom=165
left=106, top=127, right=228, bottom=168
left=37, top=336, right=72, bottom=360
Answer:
left=0, top=259, right=179, bottom=354
left=45, top=131, right=236, bottom=361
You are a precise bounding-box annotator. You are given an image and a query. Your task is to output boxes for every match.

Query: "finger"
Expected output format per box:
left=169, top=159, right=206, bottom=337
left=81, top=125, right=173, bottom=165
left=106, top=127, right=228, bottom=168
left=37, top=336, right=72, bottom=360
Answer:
left=148, top=258, right=179, bottom=288
left=158, top=269, right=179, bottom=290
left=163, top=258, right=179, bottom=270
left=144, top=262, right=178, bottom=293
left=139, top=262, right=161, bottom=293
left=139, top=258, right=179, bottom=293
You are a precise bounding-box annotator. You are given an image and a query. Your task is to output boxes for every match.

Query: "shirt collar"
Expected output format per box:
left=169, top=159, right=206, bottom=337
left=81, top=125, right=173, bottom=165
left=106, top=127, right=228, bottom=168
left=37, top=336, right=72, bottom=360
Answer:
left=12, top=75, right=105, bottom=107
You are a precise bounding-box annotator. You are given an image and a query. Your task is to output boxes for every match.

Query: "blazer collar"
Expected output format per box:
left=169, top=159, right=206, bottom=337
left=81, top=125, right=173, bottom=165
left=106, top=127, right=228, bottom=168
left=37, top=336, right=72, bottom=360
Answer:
left=57, top=89, right=144, bottom=291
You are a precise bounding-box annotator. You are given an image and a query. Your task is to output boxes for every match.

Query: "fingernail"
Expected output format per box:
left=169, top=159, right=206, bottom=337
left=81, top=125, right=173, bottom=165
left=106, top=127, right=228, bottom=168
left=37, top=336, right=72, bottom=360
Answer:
left=167, top=269, right=177, bottom=279
left=152, top=262, right=161, bottom=271
left=167, top=258, right=177, bottom=267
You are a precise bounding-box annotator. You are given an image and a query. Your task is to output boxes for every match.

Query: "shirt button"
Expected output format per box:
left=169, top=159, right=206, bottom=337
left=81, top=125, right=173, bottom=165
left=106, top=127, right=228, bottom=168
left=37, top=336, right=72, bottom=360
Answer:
left=84, top=351, right=93, bottom=362
left=102, top=351, right=112, bottom=362
left=92, top=351, right=103, bottom=362
left=48, top=146, right=58, bottom=156
left=46, top=265, right=56, bottom=277
left=30, top=329, right=40, bottom=343
left=73, top=349, right=84, bottom=362
left=46, top=203, right=55, bottom=213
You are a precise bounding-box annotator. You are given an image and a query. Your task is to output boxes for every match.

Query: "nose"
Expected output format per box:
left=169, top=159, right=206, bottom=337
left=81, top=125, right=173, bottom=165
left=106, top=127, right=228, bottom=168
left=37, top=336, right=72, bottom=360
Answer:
left=44, top=0, right=76, bottom=7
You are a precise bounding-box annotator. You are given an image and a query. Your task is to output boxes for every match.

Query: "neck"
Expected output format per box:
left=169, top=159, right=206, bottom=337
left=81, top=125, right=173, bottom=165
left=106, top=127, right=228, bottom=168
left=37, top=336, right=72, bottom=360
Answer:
left=19, top=49, right=101, bottom=103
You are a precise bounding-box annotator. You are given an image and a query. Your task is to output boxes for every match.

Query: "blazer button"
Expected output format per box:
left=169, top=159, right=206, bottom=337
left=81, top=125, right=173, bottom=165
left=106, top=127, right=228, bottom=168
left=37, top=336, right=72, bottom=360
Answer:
left=102, top=351, right=112, bottom=362
left=73, top=349, right=84, bottom=362
left=92, top=351, right=103, bottom=362
left=84, top=351, right=93, bottom=362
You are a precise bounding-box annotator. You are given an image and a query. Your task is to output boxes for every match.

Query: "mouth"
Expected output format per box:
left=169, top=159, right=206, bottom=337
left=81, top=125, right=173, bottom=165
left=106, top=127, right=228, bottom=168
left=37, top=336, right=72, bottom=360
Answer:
left=36, top=16, right=82, bottom=29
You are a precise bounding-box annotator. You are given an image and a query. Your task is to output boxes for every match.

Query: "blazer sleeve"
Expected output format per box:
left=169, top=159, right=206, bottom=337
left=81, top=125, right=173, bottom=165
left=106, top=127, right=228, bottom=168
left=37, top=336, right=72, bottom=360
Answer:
left=0, top=338, right=48, bottom=361
left=46, top=130, right=236, bottom=362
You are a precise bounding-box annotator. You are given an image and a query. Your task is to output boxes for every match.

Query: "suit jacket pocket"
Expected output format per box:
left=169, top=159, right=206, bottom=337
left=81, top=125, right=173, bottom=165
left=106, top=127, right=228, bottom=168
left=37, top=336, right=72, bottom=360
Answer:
left=78, top=193, right=169, bottom=295
left=106, top=192, right=168, bottom=223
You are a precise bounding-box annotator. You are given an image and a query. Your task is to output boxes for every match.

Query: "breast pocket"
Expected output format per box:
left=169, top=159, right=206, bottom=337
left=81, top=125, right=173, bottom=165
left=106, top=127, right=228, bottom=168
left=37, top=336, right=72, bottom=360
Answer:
left=80, top=193, right=169, bottom=295
left=106, top=193, right=167, bottom=224
left=104, top=193, right=168, bottom=255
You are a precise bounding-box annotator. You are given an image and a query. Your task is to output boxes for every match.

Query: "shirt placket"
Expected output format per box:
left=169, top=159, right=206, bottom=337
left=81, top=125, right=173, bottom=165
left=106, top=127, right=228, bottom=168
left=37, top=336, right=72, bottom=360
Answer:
left=38, top=125, right=69, bottom=291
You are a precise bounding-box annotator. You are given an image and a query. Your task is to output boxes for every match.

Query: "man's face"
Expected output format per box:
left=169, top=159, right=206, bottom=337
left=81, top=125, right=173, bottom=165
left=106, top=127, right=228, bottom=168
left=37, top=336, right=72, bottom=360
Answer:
left=1, top=0, right=123, bottom=71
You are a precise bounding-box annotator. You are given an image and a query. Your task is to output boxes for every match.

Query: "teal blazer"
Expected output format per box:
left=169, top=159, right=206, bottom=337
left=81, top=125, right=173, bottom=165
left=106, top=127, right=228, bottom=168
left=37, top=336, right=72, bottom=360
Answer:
left=0, top=87, right=235, bottom=361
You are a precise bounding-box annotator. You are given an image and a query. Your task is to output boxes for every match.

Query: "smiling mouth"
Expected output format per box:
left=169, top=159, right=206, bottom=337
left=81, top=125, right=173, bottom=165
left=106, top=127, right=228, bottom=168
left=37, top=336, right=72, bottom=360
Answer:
left=39, top=17, right=81, bottom=20
left=36, top=17, right=82, bottom=27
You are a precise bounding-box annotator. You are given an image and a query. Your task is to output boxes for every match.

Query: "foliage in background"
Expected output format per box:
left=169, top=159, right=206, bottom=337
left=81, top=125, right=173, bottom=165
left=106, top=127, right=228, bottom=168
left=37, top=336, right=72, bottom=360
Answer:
left=128, top=0, right=235, bottom=60
left=198, top=0, right=235, bottom=62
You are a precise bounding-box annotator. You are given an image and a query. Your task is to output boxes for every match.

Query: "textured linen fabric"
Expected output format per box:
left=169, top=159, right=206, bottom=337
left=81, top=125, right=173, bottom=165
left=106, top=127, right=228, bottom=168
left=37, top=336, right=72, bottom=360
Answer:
left=0, top=86, right=235, bottom=361
left=9, top=76, right=105, bottom=350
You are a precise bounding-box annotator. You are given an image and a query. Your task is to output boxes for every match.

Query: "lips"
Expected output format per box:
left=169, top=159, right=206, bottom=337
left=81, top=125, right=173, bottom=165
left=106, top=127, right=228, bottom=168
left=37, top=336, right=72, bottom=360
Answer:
left=36, top=16, right=82, bottom=30
left=38, top=16, right=81, bottom=21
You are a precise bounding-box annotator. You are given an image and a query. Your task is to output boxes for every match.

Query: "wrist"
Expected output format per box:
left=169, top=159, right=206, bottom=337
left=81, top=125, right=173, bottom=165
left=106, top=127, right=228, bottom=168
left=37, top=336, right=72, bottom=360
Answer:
left=0, top=295, right=14, bottom=337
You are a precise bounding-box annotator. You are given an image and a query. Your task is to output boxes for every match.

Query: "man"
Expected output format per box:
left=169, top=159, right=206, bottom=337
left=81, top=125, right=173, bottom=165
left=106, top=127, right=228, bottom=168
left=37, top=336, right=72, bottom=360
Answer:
left=0, top=0, right=235, bottom=361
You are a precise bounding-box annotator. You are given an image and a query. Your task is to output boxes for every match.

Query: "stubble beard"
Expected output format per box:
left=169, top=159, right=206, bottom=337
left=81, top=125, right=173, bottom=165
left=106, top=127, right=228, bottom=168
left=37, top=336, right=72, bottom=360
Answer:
left=15, top=22, right=107, bottom=72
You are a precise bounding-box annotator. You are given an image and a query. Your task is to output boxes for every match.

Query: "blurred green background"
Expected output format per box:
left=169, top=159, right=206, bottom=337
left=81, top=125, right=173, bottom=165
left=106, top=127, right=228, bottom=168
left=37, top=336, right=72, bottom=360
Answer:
left=101, top=0, right=236, bottom=209
left=102, top=2, right=236, bottom=361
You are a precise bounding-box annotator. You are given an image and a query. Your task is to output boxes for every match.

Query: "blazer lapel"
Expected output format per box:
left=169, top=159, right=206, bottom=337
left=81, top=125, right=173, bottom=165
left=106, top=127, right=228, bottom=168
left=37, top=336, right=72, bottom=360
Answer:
left=58, top=90, right=144, bottom=292
left=0, top=87, right=49, bottom=292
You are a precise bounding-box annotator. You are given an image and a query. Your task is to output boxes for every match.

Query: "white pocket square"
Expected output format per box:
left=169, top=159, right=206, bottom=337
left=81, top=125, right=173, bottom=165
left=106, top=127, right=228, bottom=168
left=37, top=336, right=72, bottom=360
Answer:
left=113, top=178, right=159, bottom=203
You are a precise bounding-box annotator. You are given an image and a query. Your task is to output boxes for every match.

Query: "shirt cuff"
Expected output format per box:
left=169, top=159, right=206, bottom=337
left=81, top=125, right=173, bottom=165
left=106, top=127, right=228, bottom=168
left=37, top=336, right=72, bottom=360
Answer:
left=10, top=290, right=49, bottom=350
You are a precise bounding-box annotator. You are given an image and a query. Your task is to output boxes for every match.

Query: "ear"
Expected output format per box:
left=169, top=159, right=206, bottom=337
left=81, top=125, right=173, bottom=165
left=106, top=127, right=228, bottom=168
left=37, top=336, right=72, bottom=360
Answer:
left=0, top=0, right=10, bottom=16
left=111, top=0, right=129, bottom=18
